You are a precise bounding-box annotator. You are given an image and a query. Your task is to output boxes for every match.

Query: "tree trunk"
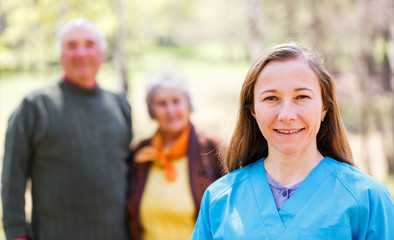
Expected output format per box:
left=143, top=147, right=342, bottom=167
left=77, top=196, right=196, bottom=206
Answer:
left=115, top=0, right=129, bottom=96
left=310, top=0, right=324, bottom=45
left=390, top=64, right=394, bottom=173
left=57, top=0, right=67, bottom=41
left=245, top=0, right=263, bottom=63
left=388, top=0, right=394, bottom=173
left=284, top=0, right=295, bottom=39
left=0, top=6, right=6, bottom=37
left=355, top=0, right=373, bottom=174
left=378, top=28, right=394, bottom=174
left=358, top=54, right=372, bottom=174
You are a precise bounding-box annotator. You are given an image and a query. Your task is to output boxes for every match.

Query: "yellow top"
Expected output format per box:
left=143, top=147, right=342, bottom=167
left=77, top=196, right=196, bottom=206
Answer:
left=140, top=156, right=196, bottom=240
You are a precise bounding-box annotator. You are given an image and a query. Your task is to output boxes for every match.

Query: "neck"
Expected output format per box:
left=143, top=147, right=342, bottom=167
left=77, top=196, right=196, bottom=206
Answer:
left=159, top=130, right=183, bottom=148
left=264, top=149, right=324, bottom=188
left=63, top=75, right=97, bottom=89
left=158, top=123, right=191, bottom=148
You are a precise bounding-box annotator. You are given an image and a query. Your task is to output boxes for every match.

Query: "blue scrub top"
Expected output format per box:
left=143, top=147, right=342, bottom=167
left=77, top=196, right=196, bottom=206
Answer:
left=191, top=157, right=394, bottom=239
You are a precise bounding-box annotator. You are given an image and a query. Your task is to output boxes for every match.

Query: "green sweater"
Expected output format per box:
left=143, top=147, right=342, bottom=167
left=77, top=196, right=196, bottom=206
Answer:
left=2, top=81, right=132, bottom=240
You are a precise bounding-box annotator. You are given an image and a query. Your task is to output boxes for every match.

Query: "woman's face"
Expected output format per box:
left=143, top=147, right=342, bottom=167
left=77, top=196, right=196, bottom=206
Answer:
left=151, top=87, right=191, bottom=136
left=252, top=58, right=327, bottom=156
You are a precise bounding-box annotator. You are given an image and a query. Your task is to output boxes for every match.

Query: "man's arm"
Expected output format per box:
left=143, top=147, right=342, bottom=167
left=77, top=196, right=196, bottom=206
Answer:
left=2, top=99, right=35, bottom=239
left=118, top=94, right=132, bottom=142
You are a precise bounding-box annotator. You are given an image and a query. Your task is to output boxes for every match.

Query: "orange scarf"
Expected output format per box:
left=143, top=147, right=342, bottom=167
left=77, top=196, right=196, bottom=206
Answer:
left=135, top=124, right=190, bottom=182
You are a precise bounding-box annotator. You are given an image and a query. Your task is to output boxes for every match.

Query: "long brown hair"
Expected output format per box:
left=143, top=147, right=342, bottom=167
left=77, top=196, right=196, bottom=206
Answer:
left=224, top=43, right=353, bottom=172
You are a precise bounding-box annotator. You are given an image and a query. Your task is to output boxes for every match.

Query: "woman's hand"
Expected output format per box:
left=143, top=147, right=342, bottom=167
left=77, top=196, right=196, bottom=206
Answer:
left=134, top=146, right=158, bottom=163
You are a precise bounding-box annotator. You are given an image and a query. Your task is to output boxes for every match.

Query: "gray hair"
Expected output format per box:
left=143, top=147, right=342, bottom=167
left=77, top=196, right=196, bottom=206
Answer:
left=57, top=18, right=107, bottom=52
left=146, top=72, right=194, bottom=119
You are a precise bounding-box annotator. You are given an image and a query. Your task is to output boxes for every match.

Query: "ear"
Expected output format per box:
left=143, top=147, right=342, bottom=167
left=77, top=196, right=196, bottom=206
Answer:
left=250, top=105, right=256, bottom=119
left=321, top=108, right=328, bottom=122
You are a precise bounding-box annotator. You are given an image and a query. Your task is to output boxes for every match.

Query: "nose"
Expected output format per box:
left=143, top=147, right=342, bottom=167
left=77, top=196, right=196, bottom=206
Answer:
left=278, top=101, right=296, bottom=122
left=165, top=103, right=177, bottom=114
left=75, top=46, right=88, bottom=56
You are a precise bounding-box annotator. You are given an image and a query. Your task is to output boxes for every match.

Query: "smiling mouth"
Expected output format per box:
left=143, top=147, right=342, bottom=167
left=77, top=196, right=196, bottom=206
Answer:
left=275, top=128, right=304, bottom=134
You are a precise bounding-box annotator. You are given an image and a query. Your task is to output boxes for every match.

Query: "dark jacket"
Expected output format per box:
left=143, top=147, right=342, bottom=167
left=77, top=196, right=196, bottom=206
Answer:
left=127, top=124, right=224, bottom=240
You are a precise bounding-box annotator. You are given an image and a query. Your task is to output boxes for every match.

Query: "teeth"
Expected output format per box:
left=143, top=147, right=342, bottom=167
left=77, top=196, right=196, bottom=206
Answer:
left=276, top=129, right=300, bottom=134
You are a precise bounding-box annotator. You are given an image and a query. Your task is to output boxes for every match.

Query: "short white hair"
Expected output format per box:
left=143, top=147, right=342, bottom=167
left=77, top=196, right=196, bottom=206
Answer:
left=146, top=70, right=194, bottom=118
left=57, top=18, right=107, bottom=52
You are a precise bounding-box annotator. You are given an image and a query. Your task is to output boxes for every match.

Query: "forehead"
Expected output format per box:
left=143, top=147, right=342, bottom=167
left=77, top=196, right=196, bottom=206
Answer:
left=152, top=87, right=187, bottom=101
left=61, top=25, right=100, bottom=45
left=256, top=59, right=319, bottom=90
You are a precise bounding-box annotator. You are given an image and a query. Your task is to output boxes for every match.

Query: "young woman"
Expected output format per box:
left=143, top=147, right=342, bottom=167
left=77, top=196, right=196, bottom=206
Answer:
left=191, top=43, right=394, bottom=239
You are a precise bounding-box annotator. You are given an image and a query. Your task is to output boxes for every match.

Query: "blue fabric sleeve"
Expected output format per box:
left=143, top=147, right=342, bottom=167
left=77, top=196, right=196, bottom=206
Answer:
left=365, top=187, right=394, bottom=239
left=191, top=190, right=213, bottom=240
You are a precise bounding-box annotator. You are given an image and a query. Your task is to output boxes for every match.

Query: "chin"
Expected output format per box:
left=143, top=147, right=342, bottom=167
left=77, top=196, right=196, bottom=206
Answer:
left=162, top=125, right=183, bottom=133
left=275, top=146, right=303, bottom=155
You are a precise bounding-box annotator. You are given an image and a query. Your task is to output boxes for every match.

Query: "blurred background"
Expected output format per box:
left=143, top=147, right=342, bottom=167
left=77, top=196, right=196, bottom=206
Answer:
left=0, top=0, right=394, bottom=238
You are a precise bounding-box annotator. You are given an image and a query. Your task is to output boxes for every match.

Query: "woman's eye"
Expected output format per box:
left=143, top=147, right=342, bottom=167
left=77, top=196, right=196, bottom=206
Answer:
left=155, top=101, right=166, bottom=107
left=296, top=95, right=310, bottom=100
left=263, top=96, right=278, bottom=101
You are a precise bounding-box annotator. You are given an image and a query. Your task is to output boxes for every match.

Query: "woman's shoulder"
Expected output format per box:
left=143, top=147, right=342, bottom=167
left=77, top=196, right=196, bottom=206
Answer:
left=131, top=137, right=152, bottom=151
left=325, top=157, right=392, bottom=201
left=202, top=160, right=262, bottom=204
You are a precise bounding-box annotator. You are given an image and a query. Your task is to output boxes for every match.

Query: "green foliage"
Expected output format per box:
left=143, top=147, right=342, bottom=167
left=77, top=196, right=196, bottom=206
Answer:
left=0, top=0, right=120, bottom=70
left=1, top=0, right=390, bottom=72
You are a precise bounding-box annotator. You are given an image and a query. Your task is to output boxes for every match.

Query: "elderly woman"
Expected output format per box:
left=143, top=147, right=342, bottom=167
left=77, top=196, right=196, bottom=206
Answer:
left=127, top=72, right=223, bottom=240
left=191, top=43, right=394, bottom=239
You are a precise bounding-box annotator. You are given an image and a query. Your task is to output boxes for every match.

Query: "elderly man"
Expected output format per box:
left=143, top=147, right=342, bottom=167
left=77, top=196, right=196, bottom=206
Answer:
left=1, top=18, right=132, bottom=240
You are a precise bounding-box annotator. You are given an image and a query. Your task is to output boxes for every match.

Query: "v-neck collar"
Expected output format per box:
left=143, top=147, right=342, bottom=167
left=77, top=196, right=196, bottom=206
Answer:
left=250, top=157, right=334, bottom=239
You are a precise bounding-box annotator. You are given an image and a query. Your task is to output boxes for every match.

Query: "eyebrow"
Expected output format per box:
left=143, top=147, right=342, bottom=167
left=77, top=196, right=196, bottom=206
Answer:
left=295, top=87, right=313, bottom=92
left=258, top=87, right=313, bottom=95
left=65, top=38, right=97, bottom=44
